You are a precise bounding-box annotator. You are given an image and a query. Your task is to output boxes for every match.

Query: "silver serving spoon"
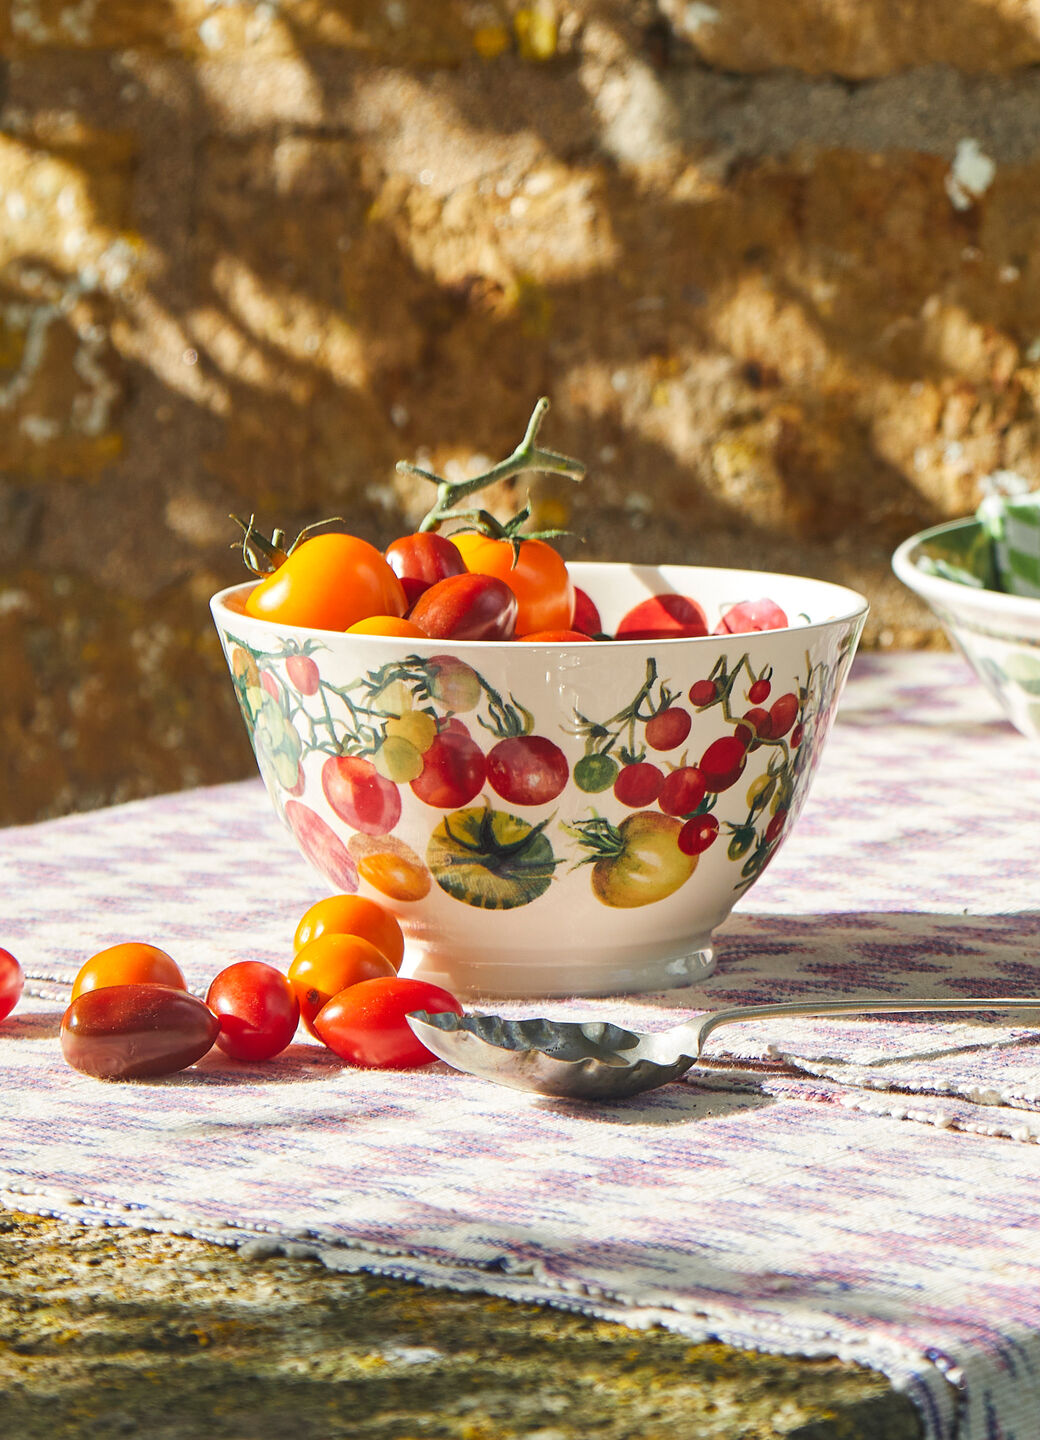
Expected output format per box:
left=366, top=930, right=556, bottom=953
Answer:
left=407, top=997, right=1040, bottom=1101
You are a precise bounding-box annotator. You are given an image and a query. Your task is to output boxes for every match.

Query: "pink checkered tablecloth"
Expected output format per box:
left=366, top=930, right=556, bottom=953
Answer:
left=3, top=651, right=1040, bottom=1440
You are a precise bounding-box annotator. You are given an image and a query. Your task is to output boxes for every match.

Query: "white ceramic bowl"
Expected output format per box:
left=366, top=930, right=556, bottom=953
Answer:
left=893, top=518, right=1040, bottom=741
left=211, top=562, right=867, bottom=998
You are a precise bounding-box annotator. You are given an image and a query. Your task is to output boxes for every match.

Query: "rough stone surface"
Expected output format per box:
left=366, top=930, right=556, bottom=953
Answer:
left=3, top=4, right=1040, bottom=822
left=0, top=1210, right=922, bottom=1438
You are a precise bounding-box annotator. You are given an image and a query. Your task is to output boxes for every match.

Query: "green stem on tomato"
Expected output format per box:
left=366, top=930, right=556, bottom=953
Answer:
left=399, top=397, right=586, bottom=534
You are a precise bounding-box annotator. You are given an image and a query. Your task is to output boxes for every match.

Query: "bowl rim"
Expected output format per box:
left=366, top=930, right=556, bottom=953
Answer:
left=892, top=516, right=1040, bottom=618
left=210, top=558, right=869, bottom=648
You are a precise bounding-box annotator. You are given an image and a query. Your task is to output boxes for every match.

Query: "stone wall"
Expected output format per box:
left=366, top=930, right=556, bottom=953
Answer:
left=3, top=1, right=1039, bottom=823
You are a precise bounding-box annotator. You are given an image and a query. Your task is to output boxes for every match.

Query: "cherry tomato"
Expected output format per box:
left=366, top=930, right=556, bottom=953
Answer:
left=615, top=594, right=708, bottom=640
left=411, top=730, right=487, bottom=808
left=453, top=534, right=574, bottom=635
left=348, top=833, right=433, bottom=903
left=71, top=942, right=186, bottom=1003
left=385, top=533, right=467, bottom=606
left=289, top=933, right=397, bottom=1035
left=765, top=807, right=789, bottom=844
left=486, top=736, right=569, bottom=806
left=322, top=755, right=402, bottom=835
left=0, top=948, right=24, bottom=1023
left=61, top=984, right=220, bottom=1080
left=644, top=706, right=691, bottom=751
left=285, top=800, right=360, bottom=891
left=689, top=678, right=718, bottom=707
left=679, top=813, right=720, bottom=855
left=285, top=654, right=320, bottom=695
left=768, top=692, right=800, bottom=739
left=736, top=706, right=771, bottom=750
left=347, top=616, right=427, bottom=637
left=245, top=533, right=407, bottom=631
left=410, top=573, right=518, bottom=641
left=714, top=598, right=789, bottom=635
left=206, top=962, right=300, bottom=1062
left=313, top=976, right=463, bottom=1068
left=657, top=765, right=706, bottom=817
left=294, top=894, right=405, bottom=968
left=572, top=587, right=602, bottom=637
left=573, top=752, right=618, bottom=793
left=589, top=813, right=695, bottom=908
left=426, top=656, right=482, bottom=711
left=613, top=762, right=664, bottom=808
left=698, top=735, right=748, bottom=792
left=518, top=629, right=595, bottom=643
left=748, top=677, right=772, bottom=704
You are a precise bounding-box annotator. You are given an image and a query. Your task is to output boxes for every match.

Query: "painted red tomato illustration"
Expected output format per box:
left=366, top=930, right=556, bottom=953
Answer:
left=748, top=677, right=772, bottom=704
left=613, top=762, right=664, bottom=808
left=285, top=654, right=320, bottom=696
left=322, top=756, right=402, bottom=835
left=616, top=594, right=708, bottom=640
left=486, top=736, right=569, bottom=807
left=679, top=813, right=719, bottom=855
left=736, top=706, right=771, bottom=750
left=658, top=765, right=706, bottom=817
left=768, top=693, right=800, bottom=739
left=698, top=735, right=748, bottom=792
left=765, top=807, right=789, bottom=844
left=644, top=706, right=692, bottom=751
left=285, top=801, right=359, bottom=892
left=411, top=730, right=487, bottom=808
left=689, top=678, right=718, bottom=707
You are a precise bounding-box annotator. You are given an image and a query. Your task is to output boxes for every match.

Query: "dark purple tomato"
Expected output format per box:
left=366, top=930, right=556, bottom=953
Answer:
left=60, top=984, right=220, bottom=1080
left=409, top=573, right=518, bottom=641
left=486, top=736, right=569, bottom=806
left=385, top=533, right=467, bottom=607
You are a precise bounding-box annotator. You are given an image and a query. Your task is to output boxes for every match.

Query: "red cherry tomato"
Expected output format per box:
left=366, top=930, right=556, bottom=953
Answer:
left=385, top=533, right=467, bottom=607
left=679, top=813, right=720, bottom=855
left=285, top=801, right=360, bottom=891
left=453, top=534, right=574, bottom=635
left=486, top=736, right=570, bottom=806
left=613, top=762, right=664, bottom=808
left=518, top=629, right=595, bottom=643
left=644, top=707, right=692, bottom=751
left=616, top=594, right=708, bottom=640
left=245, top=533, right=407, bottom=631
left=736, top=706, right=772, bottom=749
left=0, top=948, right=24, bottom=1023
left=288, top=934, right=396, bottom=1035
left=313, top=976, right=463, bottom=1069
left=658, top=765, right=706, bottom=817
left=294, top=894, right=405, bottom=968
left=689, top=678, right=718, bottom=707
left=768, top=692, right=800, bottom=739
left=322, top=755, right=402, bottom=835
left=572, top=587, right=602, bottom=637
left=409, top=573, right=518, bottom=641
left=206, top=962, right=300, bottom=1062
left=61, top=984, right=220, bottom=1080
left=71, top=942, right=186, bottom=1003
left=698, top=735, right=748, bottom=792
left=714, top=598, right=789, bottom=634
left=411, top=729, right=487, bottom=808
left=748, top=677, right=772, bottom=704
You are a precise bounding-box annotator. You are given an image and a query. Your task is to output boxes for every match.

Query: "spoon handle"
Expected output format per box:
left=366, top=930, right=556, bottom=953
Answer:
left=693, top=996, right=1040, bottom=1057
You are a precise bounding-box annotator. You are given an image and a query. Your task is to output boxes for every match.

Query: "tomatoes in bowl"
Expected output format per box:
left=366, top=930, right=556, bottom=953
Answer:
left=246, top=533, right=407, bottom=631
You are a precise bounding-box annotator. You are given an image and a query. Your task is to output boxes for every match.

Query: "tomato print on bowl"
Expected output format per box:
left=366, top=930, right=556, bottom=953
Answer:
left=212, top=561, right=867, bottom=999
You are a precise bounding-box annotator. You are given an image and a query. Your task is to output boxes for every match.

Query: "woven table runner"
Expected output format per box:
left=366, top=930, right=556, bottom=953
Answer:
left=3, top=651, right=1040, bottom=1440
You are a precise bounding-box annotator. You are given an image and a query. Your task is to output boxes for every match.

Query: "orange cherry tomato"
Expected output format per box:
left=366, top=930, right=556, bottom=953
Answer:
left=71, top=942, right=186, bottom=1002
left=346, top=615, right=427, bottom=637
left=518, top=629, right=595, bottom=642
left=245, top=533, right=407, bottom=631
left=288, top=933, right=397, bottom=1035
left=453, top=534, right=575, bottom=635
left=293, top=894, right=405, bottom=968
